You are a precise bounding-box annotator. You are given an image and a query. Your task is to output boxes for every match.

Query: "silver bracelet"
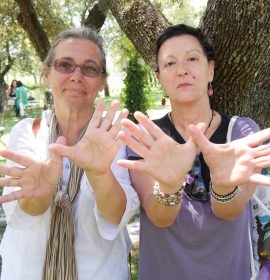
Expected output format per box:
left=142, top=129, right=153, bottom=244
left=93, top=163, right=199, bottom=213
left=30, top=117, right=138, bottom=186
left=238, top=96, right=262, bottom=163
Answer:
left=209, top=181, right=239, bottom=203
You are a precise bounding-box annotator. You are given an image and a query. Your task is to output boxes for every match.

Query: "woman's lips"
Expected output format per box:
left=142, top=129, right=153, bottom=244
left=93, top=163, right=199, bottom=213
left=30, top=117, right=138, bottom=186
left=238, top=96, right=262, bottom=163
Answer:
left=177, top=83, right=192, bottom=88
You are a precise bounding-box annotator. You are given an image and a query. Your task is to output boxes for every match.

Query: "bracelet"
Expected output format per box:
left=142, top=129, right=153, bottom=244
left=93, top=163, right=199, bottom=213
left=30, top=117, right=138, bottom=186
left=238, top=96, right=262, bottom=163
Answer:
left=153, top=182, right=182, bottom=206
left=209, top=181, right=239, bottom=203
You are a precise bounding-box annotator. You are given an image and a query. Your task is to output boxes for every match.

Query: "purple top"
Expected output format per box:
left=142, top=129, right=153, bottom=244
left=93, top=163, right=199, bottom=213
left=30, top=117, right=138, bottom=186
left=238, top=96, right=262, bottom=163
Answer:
left=127, top=114, right=259, bottom=280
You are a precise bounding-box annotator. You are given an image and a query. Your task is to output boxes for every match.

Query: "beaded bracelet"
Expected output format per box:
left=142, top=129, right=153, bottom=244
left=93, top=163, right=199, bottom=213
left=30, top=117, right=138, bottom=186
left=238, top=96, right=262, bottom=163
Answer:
left=153, top=182, right=182, bottom=206
left=209, top=181, right=239, bottom=203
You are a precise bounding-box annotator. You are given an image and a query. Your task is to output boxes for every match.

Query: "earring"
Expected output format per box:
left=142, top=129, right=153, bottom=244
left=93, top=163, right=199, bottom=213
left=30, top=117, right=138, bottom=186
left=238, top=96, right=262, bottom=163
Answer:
left=161, top=92, right=168, bottom=106
left=208, top=82, right=214, bottom=96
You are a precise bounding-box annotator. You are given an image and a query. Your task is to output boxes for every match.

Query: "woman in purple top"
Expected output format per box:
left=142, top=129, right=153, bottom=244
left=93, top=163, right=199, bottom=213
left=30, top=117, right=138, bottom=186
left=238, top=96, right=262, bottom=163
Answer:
left=118, top=24, right=270, bottom=279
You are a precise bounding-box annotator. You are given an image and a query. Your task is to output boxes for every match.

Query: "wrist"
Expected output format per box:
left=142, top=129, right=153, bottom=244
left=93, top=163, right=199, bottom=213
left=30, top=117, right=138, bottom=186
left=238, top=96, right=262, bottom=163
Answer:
left=210, top=181, right=239, bottom=203
left=210, top=179, right=236, bottom=195
left=153, top=181, right=183, bottom=206
left=158, top=177, right=185, bottom=194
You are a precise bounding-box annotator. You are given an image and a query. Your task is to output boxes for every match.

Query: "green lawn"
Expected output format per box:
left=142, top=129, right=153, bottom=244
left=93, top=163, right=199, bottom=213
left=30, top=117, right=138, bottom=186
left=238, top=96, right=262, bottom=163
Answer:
left=0, top=105, right=43, bottom=147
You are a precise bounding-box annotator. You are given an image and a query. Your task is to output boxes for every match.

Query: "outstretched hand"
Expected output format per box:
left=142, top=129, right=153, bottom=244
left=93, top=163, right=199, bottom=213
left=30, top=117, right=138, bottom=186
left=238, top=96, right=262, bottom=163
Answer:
left=117, top=111, right=198, bottom=189
left=49, top=100, right=129, bottom=175
left=189, top=125, right=270, bottom=189
left=0, top=136, right=65, bottom=203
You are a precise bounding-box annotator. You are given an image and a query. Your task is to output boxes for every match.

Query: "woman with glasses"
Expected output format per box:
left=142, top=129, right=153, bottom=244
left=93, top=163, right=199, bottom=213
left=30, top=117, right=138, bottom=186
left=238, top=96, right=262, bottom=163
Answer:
left=117, top=24, right=269, bottom=280
left=0, top=27, right=139, bottom=280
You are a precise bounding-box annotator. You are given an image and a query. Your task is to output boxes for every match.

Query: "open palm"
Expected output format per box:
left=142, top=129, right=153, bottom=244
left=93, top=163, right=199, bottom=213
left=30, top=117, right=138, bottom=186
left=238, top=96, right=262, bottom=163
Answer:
left=118, top=112, right=197, bottom=187
left=0, top=137, right=64, bottom=203
left=49, top=100, right=129, bottom=175
left=189, top=125, right=270, bottom=189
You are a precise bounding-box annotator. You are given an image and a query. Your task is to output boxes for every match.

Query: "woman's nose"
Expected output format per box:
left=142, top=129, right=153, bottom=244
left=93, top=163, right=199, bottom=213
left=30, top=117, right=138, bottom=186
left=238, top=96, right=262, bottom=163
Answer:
left=176, top=62, right=189, bottom=76
left=70, top=66, right=83, bottom=82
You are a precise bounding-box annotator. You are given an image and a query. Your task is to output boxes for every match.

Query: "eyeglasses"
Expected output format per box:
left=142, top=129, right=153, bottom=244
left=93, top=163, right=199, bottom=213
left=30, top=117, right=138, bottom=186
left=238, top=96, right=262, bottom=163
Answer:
left=184, top=155, right=209, bottom=202
left=53, top=58, right=104, bottom=77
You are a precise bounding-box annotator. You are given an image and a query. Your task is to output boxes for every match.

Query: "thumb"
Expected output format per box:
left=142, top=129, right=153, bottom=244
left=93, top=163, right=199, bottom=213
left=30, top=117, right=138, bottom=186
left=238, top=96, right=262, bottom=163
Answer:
left=188, top=124, right=212, bottom=154
left=43, top=137, right=66, bottom=185
left=49, top=136, right=66, bottom=164
left=48, top=136, right=72, bottom=159
left=55, top=136, right=66, bottom=145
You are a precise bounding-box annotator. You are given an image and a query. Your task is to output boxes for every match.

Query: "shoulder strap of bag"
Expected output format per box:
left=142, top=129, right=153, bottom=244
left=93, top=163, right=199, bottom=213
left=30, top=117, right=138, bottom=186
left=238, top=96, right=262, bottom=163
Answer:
left=227, top=116, right=258, bottom=278
left=226, top=116, right=238, bottom=142
left=32, top=118, right=41, bottom=138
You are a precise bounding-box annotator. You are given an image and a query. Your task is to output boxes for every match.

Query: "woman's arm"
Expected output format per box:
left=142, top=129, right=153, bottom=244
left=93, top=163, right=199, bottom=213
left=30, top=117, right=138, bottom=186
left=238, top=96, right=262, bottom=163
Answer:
left=49, top=101, right=130, bottom=225
left=0, top=137, right=64, bottom=215
left=118, top=111, right=197, bottom=227
left=189, top=123, right=270, bottom=220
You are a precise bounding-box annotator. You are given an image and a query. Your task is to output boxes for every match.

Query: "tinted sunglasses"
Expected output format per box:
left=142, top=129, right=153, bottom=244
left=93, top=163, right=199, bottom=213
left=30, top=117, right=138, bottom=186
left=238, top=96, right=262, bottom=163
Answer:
left=184, top=155, right=209, bottom=202
left=53, top=58, right=103, bottom=77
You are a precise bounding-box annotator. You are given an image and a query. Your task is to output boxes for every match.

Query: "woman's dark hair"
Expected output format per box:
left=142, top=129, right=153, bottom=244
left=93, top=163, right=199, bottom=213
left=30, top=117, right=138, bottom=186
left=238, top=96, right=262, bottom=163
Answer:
left=155, top=24, right=216, bottom=70
left=42, top=26, right=107, bottom=77
left=16, top=80, right=23, bottom=87
left=9, top=79, right=17, bottom=91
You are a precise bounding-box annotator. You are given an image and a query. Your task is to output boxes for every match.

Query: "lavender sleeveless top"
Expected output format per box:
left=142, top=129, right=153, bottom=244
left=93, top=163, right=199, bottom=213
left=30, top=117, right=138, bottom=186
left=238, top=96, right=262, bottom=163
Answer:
left=127, top=113, right=259, bottom=280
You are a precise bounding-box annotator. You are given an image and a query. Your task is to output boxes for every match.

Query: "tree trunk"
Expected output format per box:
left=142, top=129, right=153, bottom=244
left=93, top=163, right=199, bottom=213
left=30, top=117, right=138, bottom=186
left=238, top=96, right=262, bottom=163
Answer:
left=0, top=44, right=15, bottom=112
left=199, top=0, right=270, bottom=127
left=104, top=80, right=110, bottom=97
left=15, top=0, right=51, bottom=61
left=104, top=0, right=170, bottom=67
left=242, top=48, right=270, bottom=128
left=84, top=0, right=109, bottom=32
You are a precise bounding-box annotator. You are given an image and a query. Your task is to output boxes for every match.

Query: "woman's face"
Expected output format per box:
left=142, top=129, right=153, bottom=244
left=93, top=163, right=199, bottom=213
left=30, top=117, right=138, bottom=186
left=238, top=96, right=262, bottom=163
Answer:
left=12, top=80, right=17, bottom=87
left=157, top=35, right=214, bottom=105
left=43, top=38, right=105, bottom=112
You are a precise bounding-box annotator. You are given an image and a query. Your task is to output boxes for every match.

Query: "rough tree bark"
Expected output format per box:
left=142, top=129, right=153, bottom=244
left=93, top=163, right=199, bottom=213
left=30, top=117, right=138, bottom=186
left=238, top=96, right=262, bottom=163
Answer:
left=15, top=0, right=51, bottom=61
left=0, top=44, right=15, bottom=111
left=200, top=0, right=270, bottom=128
left=104, top=0, right=170, bottom=67
left=84, top=0, right=109, bottom=32
left=242, top=48, right=270, bottom=129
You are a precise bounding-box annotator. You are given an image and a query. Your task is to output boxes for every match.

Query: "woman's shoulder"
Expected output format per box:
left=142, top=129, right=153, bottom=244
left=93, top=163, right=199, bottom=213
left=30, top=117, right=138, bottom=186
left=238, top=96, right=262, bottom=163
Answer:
left=8, top=118, right=37, bottom=153
left=10, top=118, right=35, bottom=139
left=152, top=113, right=170, bottom=128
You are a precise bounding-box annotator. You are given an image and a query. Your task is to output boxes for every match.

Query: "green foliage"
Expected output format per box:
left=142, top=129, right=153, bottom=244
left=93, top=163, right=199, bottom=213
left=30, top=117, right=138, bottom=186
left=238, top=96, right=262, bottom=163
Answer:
left=152, top=0, right=199, bottom=25
left=121, top=53, right=151, bottom=122
left=130, top=240, right=139, bottom=279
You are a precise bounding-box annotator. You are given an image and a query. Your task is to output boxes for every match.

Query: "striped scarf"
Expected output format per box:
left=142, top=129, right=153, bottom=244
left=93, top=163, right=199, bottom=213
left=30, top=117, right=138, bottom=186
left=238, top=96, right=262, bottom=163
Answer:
left=42, top=111, right=88, bottom=280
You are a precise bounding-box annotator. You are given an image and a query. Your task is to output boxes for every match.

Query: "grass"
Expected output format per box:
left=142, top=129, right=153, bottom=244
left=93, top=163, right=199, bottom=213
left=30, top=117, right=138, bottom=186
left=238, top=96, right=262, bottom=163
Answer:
left=1, top=104, right=43, bottom=137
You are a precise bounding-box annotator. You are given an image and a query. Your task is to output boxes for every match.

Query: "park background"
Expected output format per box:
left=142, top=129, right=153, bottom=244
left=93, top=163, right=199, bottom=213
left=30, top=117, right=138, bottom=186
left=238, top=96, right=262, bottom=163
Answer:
left=0, top=0, right=269, bottom=279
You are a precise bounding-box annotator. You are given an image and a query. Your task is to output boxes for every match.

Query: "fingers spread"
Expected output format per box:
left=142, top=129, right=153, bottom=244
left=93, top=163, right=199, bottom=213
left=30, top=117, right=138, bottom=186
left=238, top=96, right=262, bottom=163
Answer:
left=100, top=100, right=121, bottom=130
left=133, top=112, right=164, bottom=140
left=188, top=124, right=213, bottom=154
left=249, top=173, right=270, bottom=186
left=89, top=100, right=105, bottom=128
left=0, top=150, right=34, bottom=168
left=109, top=108, right=129, bottom=138
left=0, top=190, right=23, bottom=203
left=121, top=118, right=154, bottom=148
left=252, top=156, right=270, bottom=168
left=0, top=165, right=24, bottom=178
left=0, top=177, right=20, bottom=187
left=118, top=130, right=148, bottom=159
left=246, top=128, right=270, bottom=147
left=117, top=159, right=145, bottom=171
left=252, top=143, right=270, bottom=158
